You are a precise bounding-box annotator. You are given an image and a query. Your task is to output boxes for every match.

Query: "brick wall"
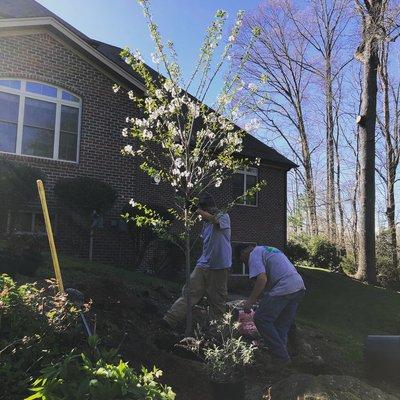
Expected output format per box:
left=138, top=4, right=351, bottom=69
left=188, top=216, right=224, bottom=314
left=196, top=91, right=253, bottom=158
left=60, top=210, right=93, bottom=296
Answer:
left=0, top=30, right=288, bottom=270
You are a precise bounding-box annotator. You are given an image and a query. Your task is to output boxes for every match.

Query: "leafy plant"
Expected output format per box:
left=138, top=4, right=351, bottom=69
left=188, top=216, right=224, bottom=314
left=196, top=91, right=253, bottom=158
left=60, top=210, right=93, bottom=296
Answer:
left=376, top=230, right=400, bottom=289
left=26, top=350, right=175, bottom=400
left=54, top=177, right=117, bottom=219
left=0, top=234, right=44, bottom=276
left=191, top=312, right=255, bottom=383
left=0, top=275, right=83, bottom=400
left=0, top=160, right=44, bottom=211
left=308, top=235, right=343, bottom=271
left=54, top=177, right=117, bottom=258
left=286, top=239, right=309, bottom=264
left=122, top=202, right=176, bottom=270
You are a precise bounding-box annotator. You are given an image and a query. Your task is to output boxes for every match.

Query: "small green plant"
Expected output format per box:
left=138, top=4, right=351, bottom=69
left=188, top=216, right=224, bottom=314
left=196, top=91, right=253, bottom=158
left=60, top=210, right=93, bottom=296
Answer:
left=0, top=275, right=83, bottom=400
left=202, top=313, right=255, bottom=383
left=26, top=349, right=175, bottom=400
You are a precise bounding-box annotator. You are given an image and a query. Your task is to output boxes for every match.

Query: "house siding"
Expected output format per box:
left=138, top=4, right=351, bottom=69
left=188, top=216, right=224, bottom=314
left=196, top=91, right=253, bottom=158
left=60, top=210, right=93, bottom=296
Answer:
left=0, top=30, right=288, bottom=270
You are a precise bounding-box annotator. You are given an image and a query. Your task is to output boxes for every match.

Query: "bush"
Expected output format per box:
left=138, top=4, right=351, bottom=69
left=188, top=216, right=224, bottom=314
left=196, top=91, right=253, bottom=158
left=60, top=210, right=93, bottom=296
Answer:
left=0, top=275, right=83, bottom=400
left=376, top=230, right=400, bottom=289
left=26, top=351, right=175, bottom=400
left=151, top=236, right=185, bottom=279
left=289, top=234, right=343, bottom=271
left=54, top=177, right=117, bottom=222
left=286, top=240, right=309, bottom=264
left=0, top=234, right=44, bottom=276
left=340, top=252, right=357, bottom=275
left=0, top=160, right=44, bottom=211
left=122, top=203, right=173, bottom=269
left=308, top=236, right=343, bottom=271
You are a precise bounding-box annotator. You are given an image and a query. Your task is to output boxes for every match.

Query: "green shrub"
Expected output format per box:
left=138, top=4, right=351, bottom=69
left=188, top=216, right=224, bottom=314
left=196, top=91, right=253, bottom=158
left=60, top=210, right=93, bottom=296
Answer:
left=0, top=160, right=44, bottom=211
left=308, top=236, right=343, bottom=271
left=54, top=177, right=117, bottom=223
left=26, top=350, right=175, bottom=400
left=376, top=230, right=400, bottom=289
left=0, top=234, right=44, bottom=276
left=0, top=275, right=82, bottom=400
left=340, top=252, right=357, bottom=275
left=286, top=240, right=309, bottom=264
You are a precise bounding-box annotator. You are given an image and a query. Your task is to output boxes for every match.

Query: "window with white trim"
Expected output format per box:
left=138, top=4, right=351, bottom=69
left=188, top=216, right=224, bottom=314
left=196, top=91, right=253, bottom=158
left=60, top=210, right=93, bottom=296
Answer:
left=0, top=210, right=55, bottom=235
left=231, top=242, right=257, bottom=275
left=232, top=167, right=259, bottom=206
left=0, top=79, right=81, bottom=162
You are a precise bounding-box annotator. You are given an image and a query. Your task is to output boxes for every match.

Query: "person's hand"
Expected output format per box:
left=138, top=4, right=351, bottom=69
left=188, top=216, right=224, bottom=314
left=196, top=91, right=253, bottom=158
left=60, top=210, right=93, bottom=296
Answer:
left=242, top=299, right=254, bottom=313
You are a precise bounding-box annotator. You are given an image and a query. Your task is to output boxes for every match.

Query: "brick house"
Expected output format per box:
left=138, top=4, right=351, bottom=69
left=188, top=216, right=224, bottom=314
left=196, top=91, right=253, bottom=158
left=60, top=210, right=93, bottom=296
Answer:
left=0, top=0, right=296, bottom=275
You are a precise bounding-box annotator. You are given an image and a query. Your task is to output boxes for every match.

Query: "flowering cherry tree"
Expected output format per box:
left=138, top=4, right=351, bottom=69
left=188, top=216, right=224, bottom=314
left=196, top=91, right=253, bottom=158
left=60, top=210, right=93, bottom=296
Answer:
left=117, top=0, right=263, bottom=334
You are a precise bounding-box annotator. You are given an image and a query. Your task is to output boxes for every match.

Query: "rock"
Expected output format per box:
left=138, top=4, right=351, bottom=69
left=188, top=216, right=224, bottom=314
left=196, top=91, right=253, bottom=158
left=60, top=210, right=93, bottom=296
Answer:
left=295, top=355, right=342, bottom=376
left=265, top=374, right=398, bottom=400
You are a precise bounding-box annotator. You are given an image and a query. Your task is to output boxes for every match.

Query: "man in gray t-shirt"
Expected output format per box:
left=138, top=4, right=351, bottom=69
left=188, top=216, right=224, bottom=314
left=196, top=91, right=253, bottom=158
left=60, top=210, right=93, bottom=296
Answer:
left=239, top=245, right=305, bottom=366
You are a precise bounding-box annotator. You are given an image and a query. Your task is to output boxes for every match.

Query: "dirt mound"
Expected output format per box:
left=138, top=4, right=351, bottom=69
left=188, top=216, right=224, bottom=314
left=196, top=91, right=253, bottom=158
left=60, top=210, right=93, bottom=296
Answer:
left=265, top=374, right=399, bottom=400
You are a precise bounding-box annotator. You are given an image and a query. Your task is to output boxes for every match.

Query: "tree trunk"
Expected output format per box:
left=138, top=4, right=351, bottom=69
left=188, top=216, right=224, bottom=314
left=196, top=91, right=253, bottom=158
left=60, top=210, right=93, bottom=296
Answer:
left=326, top=56, right=337, bottom=242
left=387, top=168, right=398, bottom=267
left=335, top=134, right=345, bottom=248
left=184, top=219, right=193, bottom=336
left=379, top=42, right=398, bottom=269
left=355, top=38, right=378, bottom=283
left=298, top=111, right=318, bottom=235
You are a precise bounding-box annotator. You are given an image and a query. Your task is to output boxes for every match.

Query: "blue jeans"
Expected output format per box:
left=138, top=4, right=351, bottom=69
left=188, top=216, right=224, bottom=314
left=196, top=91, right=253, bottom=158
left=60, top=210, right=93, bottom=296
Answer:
left=254, top=289, right=305, bottom=361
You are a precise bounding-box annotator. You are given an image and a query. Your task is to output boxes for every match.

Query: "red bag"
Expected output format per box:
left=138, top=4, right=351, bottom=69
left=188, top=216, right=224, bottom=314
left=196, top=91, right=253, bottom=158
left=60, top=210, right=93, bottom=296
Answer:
left=237, top=310, right=259, bottom=338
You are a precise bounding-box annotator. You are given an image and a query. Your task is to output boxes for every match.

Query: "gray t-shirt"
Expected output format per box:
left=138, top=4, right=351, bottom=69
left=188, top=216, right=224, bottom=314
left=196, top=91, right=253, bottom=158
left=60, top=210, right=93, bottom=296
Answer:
left=196, top=213, right=232, bottom=269
left=248, top=246, right=305, bottom=296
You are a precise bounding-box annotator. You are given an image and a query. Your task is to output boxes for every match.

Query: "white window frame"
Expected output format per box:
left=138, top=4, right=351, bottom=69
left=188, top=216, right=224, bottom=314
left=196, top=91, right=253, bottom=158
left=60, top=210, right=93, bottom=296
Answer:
left=234, top=167, right=259, bottom=207
left=12, top=211, right=56, bottom=236
left=231, top=241, right=257, bottom=276
left=0, top=79, right=82, bottom=163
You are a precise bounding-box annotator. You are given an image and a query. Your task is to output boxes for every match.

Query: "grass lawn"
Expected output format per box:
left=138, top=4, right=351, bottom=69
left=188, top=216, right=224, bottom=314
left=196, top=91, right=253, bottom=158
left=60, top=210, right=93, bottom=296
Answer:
left=34, top=254, right=400, bottom=364
left=298, top=265, right=400, bottom=362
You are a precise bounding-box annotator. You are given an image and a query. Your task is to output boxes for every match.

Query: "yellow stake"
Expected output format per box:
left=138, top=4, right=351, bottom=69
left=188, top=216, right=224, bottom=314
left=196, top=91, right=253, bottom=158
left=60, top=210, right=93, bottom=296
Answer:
left=36, top=179, right=64, bottom=293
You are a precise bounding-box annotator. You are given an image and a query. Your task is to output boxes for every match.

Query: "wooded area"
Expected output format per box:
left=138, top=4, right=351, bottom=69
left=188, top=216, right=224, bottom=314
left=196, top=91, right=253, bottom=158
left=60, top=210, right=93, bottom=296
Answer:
left=234, top=0, right=400, bottom=285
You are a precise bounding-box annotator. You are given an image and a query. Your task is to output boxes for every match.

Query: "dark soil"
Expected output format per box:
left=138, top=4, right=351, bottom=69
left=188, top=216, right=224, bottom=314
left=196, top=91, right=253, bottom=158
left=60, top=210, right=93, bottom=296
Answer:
left=66, top=275, right=399, bottom=400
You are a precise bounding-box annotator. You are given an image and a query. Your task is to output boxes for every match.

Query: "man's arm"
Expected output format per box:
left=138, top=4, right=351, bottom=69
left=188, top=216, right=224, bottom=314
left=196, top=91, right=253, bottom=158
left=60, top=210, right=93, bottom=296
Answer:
left=243, top=273, right=267, bottom=312
left=197, top=209, right=218, bottom=224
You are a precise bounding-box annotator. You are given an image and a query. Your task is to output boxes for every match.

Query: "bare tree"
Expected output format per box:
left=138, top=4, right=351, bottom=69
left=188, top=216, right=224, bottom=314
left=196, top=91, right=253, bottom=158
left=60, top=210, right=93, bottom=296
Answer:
left=377, top=38, right=400, bottom=268
left=354, top=0, right=396, bottom=282
left=288, top=0, right=353, bottom=242
left=236, top=2, right=319, bottom=234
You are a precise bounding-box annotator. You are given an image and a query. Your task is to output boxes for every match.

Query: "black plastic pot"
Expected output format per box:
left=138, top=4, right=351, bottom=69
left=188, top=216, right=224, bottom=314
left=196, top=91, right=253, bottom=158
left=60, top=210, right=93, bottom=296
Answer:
left=211, top=380, right=245, bottom=400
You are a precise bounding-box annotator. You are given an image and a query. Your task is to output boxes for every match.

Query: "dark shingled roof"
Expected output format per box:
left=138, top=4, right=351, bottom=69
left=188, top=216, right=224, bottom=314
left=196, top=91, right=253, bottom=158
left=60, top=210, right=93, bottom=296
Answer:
left=0, top=0, right=297, bottom=169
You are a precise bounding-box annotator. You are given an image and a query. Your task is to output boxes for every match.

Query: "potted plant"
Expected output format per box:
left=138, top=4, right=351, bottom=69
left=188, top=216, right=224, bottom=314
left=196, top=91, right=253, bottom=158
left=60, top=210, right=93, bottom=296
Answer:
left=202, top=313, right=255, bottom=400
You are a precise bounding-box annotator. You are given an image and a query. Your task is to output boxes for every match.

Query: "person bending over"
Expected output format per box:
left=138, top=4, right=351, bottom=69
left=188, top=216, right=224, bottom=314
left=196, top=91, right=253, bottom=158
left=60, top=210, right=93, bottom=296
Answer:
left=239, top=244, right=305, bottom=367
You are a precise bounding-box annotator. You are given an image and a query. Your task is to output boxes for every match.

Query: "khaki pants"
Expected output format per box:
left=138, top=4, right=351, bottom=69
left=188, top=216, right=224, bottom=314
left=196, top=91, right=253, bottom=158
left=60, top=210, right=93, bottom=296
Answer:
left=164, top=267, right=229, bottom=326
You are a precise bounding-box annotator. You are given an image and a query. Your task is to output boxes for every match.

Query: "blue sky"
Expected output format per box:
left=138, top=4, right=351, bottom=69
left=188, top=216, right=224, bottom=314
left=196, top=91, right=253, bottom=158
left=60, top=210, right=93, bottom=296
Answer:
left=36, top=0, right=261, bottom=103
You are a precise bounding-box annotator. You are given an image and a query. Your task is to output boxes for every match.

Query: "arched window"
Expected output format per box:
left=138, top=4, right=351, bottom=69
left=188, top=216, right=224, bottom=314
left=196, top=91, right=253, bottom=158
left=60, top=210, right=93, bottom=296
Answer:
left=0, top=79, right=81, bottom=162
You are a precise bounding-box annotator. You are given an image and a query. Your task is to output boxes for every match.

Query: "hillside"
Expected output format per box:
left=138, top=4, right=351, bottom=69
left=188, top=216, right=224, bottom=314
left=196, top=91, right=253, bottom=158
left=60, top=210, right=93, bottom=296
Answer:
left=7, top=255, right=400, bottom=399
